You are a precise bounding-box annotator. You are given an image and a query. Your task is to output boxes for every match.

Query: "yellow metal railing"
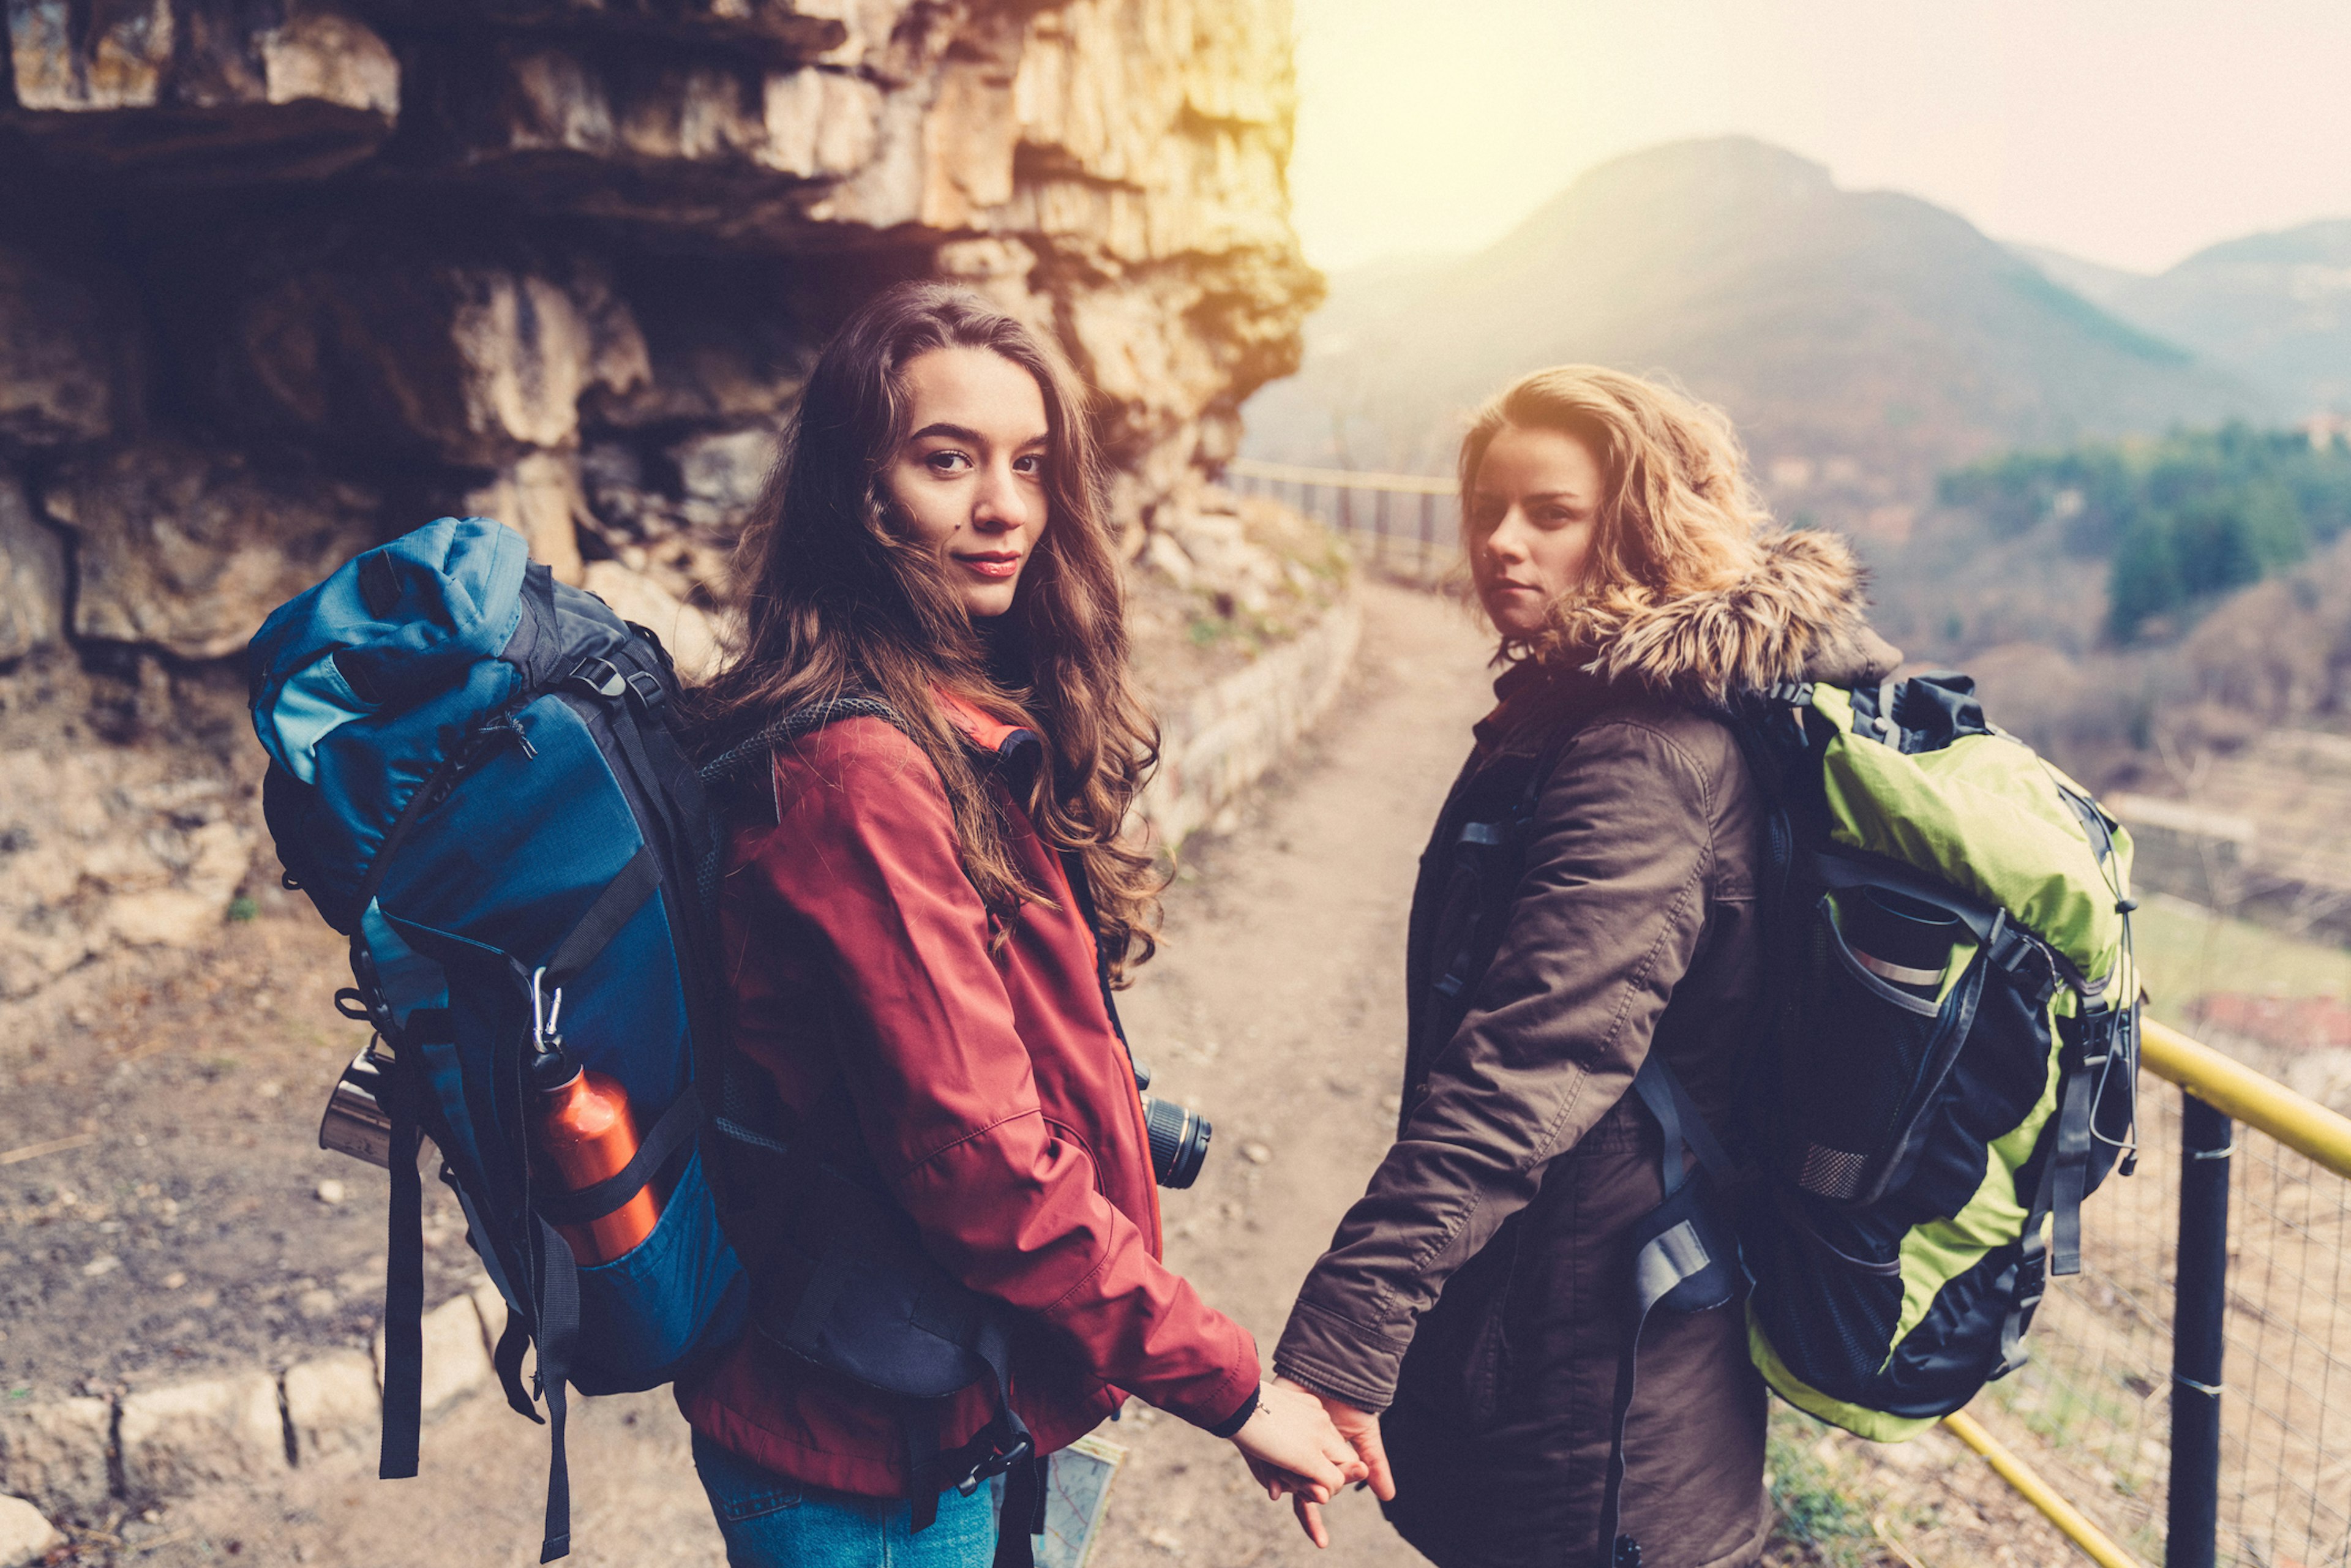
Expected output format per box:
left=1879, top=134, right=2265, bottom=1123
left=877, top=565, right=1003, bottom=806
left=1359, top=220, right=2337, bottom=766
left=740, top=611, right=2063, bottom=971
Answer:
left=1940, top=1016, right=2351, bottom=1568
left=1943, top=1410, right=2147, bottom=1568
left=2140, top=1018, right=2351, bottom=1179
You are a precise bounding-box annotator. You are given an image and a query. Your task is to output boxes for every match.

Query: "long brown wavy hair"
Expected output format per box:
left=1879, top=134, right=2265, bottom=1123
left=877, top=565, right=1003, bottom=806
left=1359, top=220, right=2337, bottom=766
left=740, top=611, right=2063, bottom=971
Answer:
left=686, top=282, right=1162, bottom=979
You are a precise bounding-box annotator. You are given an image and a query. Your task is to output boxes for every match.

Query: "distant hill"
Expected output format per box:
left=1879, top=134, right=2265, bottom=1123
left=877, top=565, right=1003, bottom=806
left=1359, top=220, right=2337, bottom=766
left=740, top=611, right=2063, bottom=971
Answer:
left=2016, top=222, right=2351, bottom=419
left=2005, top=244, right=2142, bottom=312
left=1243, top=139, right=2272, bottom=517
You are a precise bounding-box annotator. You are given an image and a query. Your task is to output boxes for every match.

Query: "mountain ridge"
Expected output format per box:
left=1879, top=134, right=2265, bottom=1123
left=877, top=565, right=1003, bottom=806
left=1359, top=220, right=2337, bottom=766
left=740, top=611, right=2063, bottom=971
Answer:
left=1243, top=137, right=2274, bottom=509
left=2028, top=219, right=2351, bottom=417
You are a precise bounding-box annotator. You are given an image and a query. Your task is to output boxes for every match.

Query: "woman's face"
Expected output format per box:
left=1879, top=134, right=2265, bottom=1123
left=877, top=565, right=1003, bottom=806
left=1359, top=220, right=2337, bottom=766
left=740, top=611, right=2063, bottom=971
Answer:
left=883, top=345, right=1051, bottom=620
left=1469, top=423, right=1604, bottom=639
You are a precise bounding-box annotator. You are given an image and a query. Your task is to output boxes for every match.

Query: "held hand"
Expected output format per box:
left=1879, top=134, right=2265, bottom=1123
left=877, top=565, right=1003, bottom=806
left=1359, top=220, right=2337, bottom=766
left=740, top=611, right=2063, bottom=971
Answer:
left=1229, top=1381, right=1368, bottom=1542
left=1280, top=1376, right=1395, bottom=1502
left=1256, top=1377, right=1395, bottom=1547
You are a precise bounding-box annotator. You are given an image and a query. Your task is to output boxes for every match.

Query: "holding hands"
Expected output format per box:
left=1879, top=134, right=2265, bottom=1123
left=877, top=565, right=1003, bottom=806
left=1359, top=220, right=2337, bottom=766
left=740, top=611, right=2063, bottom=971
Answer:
left=1231, top=1376, right=1397, bottom=1548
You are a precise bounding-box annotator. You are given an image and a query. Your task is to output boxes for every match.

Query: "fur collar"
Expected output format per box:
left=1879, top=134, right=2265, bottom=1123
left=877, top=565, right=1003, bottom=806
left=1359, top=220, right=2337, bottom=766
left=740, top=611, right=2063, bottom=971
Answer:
left=1540, top=528, right=1901, bottom=701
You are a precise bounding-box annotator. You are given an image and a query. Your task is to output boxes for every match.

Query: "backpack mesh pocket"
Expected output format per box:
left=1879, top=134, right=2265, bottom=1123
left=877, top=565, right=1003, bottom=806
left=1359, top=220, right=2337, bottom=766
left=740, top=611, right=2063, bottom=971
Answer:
left=1779, top=889, right=1982, bottom=1206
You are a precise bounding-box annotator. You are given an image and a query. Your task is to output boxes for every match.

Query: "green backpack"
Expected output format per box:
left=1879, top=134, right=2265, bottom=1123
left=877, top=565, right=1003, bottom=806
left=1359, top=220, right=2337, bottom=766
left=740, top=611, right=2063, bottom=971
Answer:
left=1728, top=671, right=2141, bottom=1441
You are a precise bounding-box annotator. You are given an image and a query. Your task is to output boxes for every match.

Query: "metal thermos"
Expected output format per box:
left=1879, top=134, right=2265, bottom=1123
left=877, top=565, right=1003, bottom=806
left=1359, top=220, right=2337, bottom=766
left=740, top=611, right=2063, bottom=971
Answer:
left=319, top=1042, right=397, bottom=1169
left=1843, top=885, right=1964, bottom=1001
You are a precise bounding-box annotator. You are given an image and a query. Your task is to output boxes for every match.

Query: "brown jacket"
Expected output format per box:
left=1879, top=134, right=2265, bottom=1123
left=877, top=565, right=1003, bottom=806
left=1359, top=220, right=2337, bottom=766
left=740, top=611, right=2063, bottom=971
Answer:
left=1274, top=533, right=1899, bottom=1568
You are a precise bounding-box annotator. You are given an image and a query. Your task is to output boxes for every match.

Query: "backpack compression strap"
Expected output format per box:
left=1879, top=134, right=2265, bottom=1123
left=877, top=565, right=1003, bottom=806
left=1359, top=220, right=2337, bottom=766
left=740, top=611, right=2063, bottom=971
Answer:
left=528, top=1217, right=582, bottom=1562
left=1993, top=997, right=2126, bottom=1375
left=379, top=1037, right=428, bottom=1481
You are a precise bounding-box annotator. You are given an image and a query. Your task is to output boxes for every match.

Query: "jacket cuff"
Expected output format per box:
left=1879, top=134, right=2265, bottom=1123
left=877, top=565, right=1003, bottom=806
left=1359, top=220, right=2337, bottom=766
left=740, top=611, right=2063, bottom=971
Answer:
left=1273, top=1300, right=1408, bottom=1415
left=1204, top=1382, right=1261, bottom=1439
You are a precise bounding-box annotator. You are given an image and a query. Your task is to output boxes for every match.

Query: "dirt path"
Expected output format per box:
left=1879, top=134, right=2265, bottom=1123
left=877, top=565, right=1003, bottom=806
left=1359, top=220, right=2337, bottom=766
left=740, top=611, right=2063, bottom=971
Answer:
left=15, top=581, right=2087, bottom=1567
left=1083, top=580, right=1495, bottom=1568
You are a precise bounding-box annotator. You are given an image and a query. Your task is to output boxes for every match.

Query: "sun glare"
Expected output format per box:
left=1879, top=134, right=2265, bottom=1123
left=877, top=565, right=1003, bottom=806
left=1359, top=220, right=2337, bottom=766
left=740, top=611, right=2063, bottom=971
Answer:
left=1286, top=0, right=2351, bottom=276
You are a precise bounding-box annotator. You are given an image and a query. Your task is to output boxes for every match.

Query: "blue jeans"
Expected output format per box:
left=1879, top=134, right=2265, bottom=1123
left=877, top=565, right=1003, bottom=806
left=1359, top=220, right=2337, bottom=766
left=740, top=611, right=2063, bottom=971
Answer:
left=691, top=1431, right=999, bottom=1567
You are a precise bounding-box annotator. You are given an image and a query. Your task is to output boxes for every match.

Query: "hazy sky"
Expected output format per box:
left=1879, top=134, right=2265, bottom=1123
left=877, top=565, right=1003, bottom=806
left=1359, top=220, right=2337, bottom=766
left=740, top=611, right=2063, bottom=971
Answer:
left=1288, top=0, right=2351, bottom=275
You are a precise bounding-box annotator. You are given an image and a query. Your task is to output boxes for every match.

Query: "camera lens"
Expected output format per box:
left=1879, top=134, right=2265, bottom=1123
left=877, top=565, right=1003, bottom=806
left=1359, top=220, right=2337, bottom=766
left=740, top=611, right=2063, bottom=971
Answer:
left=1140, top=1093, right=1212, bottom=1189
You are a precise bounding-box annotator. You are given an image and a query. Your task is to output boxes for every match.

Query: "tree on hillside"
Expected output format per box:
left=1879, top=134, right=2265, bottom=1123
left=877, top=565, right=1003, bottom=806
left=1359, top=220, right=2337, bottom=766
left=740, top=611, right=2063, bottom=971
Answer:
left=1939, top=427, right=2351, bottom=642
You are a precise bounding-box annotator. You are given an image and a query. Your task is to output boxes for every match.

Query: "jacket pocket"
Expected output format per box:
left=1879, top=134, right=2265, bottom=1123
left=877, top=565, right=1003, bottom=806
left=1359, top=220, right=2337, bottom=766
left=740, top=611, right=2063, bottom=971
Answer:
left=1042, top=1116, right=1108, bottom=1198
left=1398, top=1215, right=1520, bottom=1435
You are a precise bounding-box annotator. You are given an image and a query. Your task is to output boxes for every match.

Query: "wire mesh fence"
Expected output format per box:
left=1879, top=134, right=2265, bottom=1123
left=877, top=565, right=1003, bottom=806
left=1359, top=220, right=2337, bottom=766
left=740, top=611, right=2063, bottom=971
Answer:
left=1968, top=1075, right=2351, bottom=1567
left=1971, top=1087, right=2178, bottom=1564
left=2211, top=1127, right=2351, bottom=1567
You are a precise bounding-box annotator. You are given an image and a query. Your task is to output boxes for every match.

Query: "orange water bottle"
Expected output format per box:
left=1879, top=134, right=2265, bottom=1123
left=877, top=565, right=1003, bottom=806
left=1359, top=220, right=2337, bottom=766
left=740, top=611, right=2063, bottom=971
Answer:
left=527, top=971, right=662, bottom=1264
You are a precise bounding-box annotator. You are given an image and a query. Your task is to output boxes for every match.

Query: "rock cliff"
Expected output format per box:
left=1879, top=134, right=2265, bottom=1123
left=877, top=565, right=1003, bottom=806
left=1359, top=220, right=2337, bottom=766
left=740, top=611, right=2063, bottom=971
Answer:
left=0, top=0, right=1319, bottom=996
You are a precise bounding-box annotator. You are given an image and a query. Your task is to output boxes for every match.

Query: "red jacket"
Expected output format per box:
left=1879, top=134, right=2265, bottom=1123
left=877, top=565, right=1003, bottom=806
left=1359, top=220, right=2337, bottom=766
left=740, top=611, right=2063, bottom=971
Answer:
left=677, top=706, right=1261, bottom=1495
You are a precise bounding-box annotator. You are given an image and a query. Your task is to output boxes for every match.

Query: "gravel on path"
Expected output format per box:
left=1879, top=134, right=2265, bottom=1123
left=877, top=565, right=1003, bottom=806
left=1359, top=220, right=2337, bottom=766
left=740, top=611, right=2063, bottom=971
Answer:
left=0, top=874, right=490, bottom=1406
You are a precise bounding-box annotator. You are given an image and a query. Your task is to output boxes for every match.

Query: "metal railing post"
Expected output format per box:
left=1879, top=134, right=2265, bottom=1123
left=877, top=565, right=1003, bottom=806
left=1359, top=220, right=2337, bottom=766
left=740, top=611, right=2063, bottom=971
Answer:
left=1419, top=491, right=1434, bottom=574
left=2167, top=1090, right=2231, bottom=1568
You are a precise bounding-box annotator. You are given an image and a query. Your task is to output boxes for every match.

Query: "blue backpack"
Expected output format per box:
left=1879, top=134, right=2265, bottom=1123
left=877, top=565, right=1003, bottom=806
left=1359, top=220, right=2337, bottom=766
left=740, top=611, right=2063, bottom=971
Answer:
left=249, top=517, right=748, bottom=1561
left=251, top=518, right=1056, bottom=1566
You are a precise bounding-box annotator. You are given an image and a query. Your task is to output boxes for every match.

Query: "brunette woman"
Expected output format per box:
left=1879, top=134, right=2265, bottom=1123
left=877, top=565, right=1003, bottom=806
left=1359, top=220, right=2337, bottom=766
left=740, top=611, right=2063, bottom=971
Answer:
left=679, top=282, right=1362, bottom=1568
left=1267, top=367, right=1903, bottom=1567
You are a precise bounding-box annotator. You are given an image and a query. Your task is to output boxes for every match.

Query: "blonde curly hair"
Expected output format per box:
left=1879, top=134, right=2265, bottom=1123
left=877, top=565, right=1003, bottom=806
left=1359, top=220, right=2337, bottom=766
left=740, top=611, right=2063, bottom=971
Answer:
left=1460, top=364, right=1778, bottom=664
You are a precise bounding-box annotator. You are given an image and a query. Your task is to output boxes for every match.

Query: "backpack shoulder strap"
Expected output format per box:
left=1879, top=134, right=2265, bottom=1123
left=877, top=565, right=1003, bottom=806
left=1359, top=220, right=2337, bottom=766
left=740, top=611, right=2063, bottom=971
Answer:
left=696, top=695, right=910, bottom=790
left=1630, top=1055, right=1736, bottom=1192
left=1596, top=1056, right=1744, bottom=1568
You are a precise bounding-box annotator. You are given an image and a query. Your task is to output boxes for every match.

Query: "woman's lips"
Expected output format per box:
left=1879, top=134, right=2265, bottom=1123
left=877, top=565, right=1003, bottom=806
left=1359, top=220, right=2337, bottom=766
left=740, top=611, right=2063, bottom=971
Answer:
left=956, top=552, right=1022, bottom=580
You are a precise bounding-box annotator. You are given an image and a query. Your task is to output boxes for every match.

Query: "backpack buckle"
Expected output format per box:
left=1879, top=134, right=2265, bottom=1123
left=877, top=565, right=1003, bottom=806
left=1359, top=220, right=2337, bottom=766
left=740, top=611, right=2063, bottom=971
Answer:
left=568, top=658, right=627, bottom=701
left=2013, top=1232, right=2047, bottom=1308
left=624, top=670, right=668, bottom=713
left=955, top=1432, right=1032, bottom=1496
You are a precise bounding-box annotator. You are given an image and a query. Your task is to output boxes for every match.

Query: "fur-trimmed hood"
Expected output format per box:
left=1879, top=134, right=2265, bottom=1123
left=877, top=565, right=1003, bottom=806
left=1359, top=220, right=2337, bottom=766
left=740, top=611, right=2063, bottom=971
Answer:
left=1545, top=528, right=1901, bottom=700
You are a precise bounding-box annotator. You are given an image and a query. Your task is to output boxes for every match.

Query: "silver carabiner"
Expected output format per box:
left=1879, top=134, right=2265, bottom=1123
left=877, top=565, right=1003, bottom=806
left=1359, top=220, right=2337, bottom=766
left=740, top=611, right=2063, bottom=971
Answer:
left=530, top=965, right=564, bottom=1049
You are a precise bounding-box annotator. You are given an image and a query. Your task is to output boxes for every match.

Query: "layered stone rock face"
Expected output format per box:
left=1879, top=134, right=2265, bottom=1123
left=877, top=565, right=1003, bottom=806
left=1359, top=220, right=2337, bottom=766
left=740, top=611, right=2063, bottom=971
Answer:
left=0, top=0, right=1319, bottom=995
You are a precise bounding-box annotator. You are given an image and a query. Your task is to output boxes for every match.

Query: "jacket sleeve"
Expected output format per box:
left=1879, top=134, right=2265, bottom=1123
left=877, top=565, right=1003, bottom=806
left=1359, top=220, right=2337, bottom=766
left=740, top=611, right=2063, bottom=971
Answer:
left=739, top=718, right=1260, bottom=1431
left=1273, top=717, right=1722, bottom=1412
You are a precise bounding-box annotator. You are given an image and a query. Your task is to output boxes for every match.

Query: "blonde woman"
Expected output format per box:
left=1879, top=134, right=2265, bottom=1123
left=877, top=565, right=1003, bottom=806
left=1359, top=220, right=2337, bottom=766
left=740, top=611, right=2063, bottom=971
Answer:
left=1265, top=367, right=1902, bottom=1567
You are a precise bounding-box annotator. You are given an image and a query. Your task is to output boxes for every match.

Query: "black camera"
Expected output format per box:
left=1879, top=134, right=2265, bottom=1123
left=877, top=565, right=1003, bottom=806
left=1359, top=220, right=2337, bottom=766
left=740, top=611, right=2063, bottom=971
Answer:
left=1133, top=1063, right=1212, bottom=1189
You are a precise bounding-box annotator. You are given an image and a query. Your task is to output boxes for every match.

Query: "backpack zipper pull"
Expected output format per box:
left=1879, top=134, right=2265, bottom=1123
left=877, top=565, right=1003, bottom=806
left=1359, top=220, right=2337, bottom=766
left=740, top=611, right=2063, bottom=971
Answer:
left=479, top=713, right=538, bottom=762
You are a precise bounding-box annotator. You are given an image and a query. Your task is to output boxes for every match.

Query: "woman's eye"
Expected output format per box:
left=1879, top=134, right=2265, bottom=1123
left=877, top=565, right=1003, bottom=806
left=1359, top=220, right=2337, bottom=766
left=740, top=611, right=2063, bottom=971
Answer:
left=1013, top=454, right=1045, bottom=477
left=924, top=450, right=971, bottom=475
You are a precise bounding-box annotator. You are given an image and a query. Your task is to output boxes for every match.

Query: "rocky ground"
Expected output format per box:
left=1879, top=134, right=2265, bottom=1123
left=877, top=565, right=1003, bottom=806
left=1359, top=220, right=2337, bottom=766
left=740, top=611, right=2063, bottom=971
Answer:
left=4, top=583, right=2091, bottom=1566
